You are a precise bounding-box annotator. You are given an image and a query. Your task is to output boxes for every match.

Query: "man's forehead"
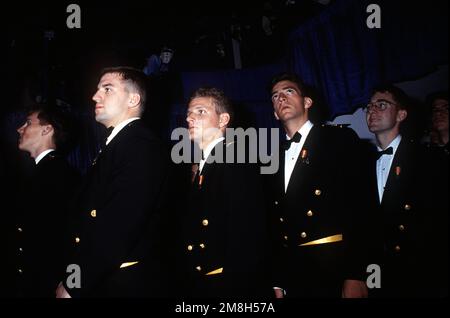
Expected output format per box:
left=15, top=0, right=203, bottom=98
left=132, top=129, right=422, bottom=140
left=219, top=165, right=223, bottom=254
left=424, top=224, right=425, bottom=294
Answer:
left=188, top=97, right=214, bottom=108
left=99, top=72, right=122, bottom=84
left=272, top=80, right=299, bottom=92
left=27, top=112, right=39, bottom=120
left=371, top=91, right=393, bottom=100
left=432, top=98, right=448, bottom=106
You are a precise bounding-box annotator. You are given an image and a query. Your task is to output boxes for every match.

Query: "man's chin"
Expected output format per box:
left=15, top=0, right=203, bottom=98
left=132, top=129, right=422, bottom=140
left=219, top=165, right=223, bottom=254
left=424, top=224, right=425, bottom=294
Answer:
left=188, top=131, right=201, bottom=141
left=95, top=115, right=108, bottom=126
left=367, top=126, right=378, bottom=133
left=279, top=112, right=297, bottom=122
left=190, top=136, right=202, bottom=144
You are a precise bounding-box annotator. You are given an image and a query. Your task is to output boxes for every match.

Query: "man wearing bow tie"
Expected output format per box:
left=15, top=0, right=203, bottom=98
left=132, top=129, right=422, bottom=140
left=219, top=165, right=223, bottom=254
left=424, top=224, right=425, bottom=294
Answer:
left=56, top=67, right=169, bottom=297
left=365, top=85, right=447, bottom=297
left=269, top=73, right=371, bottom=298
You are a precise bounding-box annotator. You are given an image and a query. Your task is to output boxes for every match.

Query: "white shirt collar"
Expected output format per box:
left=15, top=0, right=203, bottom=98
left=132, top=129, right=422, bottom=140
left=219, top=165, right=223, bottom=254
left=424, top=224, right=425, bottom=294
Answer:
left=199, top=137, right=225, bottom=172
left=106, top=117, right=140, bottom=145
left=377, top=134, right=402, bottom=154
left=286, top=120, right=314, bottom=142
left=35, top=149, right=55, bottom=165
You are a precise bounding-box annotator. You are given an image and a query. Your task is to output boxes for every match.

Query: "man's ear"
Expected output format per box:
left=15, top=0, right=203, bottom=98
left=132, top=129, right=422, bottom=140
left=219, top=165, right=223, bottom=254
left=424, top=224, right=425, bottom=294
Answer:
left=304, top=97, right=313, bottom=110
left=42, top=124, right=54, bottom=136
left=219, top=112, right=230, bottom=128
left=129, top=93, right=141, bottom=108
left=397, top=109, right=407, bottom=123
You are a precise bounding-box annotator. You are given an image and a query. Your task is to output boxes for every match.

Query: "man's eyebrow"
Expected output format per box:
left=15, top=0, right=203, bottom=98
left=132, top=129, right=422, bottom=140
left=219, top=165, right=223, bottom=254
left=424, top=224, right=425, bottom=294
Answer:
left=99, top=82, right=114, bottom=89
left=272, top=86, right=298, bottom=95
left=189, top=104, right=207, bottom=109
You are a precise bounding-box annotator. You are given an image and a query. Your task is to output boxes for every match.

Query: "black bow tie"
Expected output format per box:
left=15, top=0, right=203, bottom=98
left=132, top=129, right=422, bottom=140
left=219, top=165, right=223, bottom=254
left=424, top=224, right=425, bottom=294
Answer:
left=376, top=146, right=393, bottom=160
left=281, top=132, right=302, bottom=150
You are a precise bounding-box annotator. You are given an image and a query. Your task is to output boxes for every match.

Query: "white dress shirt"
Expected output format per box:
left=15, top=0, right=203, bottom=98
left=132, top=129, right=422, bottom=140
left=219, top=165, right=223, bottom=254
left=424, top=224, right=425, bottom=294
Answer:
left=199, top=137, right=225, bottom=173
left=105, top=117, right=141, bottom=146
left=376, top=134, right=402, bottom=203
left=35, top=149, right=55, bottom=165
left=284, top=120, right=314, bottom=192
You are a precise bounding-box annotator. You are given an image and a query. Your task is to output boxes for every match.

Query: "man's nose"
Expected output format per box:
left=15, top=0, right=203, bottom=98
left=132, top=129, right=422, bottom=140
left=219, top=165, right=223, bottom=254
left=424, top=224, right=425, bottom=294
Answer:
left=367, top=106, right=379, bottom=114
left=187, top=115, right=197, bottom=126
left=187, top=111, right=199, bottom=122
left=92, top=91, right=101, bottom=102
left=278, top=93, right=287, bottom=102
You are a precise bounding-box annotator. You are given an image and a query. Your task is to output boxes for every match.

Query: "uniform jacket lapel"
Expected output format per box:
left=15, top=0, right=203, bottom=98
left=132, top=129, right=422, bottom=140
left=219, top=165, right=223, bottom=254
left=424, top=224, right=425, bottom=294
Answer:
left=381, top=138, right=406, bottom=207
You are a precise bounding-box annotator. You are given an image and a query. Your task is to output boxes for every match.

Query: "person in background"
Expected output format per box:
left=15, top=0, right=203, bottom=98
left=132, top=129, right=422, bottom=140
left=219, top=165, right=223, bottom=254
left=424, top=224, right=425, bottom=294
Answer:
left=364, top=85, right=447, bottom=297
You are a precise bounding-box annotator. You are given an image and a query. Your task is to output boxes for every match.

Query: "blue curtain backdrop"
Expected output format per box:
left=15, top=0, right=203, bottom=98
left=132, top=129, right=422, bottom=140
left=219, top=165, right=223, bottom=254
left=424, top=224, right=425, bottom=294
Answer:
left=178, top=0, right=448, bottom=123
left=287, top=0, right=448, bottom=119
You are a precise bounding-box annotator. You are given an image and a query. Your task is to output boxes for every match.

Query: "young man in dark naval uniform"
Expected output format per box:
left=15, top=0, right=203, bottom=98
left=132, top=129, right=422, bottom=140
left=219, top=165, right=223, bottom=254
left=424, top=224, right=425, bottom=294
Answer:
left=269, top=73, right=371, bottom=298
left=13, top=105, right=79, bottom=297
left=364, top=85, right=448, bottom=297
left=180, top=87, right=270, bottom=297
left=56, top=67, right=169, bottom=297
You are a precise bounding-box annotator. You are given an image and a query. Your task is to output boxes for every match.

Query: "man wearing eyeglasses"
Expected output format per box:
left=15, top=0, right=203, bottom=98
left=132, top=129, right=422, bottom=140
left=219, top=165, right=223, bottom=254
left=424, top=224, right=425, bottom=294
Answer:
left=364, top=85, right=447, bottom=297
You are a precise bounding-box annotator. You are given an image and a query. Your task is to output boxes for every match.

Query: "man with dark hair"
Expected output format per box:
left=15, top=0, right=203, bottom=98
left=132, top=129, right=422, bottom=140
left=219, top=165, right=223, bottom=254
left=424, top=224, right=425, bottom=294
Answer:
left=56, top=67, right=169, bottom=297
left=12, top=104, right=79, bottom=297
left=364, top=85, right=447, bottom=297
left=99, top=66, right=148, bottom=112
left=21, top=105, right=76, bottom=154
left=269, top=72, right=371, bottom=298
left=426, top=91, right=448, bottom=153
left=179, top=86, right=269, bottom=297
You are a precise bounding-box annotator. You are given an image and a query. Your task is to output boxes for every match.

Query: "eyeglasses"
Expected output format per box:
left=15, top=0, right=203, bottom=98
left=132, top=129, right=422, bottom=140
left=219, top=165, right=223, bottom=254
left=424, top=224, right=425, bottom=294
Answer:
left=363, top=100, right=397, bottom=113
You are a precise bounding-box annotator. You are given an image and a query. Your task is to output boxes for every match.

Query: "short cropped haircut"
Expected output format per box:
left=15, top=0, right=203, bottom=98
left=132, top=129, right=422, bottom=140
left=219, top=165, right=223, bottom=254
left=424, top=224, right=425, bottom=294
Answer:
left=190, top=87, right=234, bottom=126
left=372, top=84, right=410, bottom=111
left=100, top=66, right=148, bottom=111
left=27, top=104, right=74, bottom=152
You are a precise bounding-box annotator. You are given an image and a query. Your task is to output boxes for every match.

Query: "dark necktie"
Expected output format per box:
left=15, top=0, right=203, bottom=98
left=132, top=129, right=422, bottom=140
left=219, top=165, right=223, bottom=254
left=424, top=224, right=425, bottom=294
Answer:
left=102, top=126, right=115, bottom=148
left=281, top=132, right=302, bottom=150
left=192, top=164, right=200, bottom=184
left=92, top=126, right=114, bottom=166
left=376, top=146, right=393, bottom=160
